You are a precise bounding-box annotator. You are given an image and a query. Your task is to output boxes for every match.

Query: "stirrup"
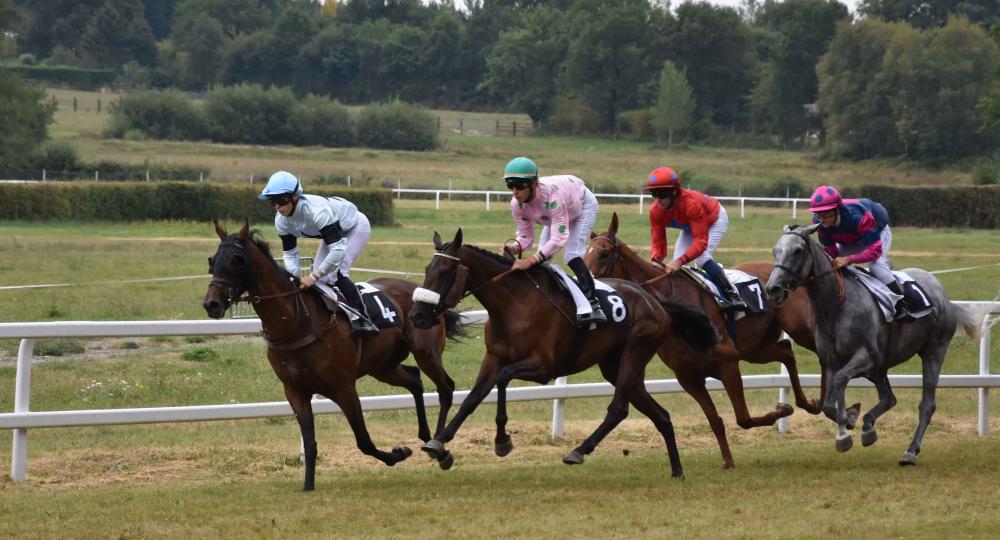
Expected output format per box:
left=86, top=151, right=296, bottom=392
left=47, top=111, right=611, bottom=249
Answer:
left=717, top=296, right=746, bottom=313
left=577, top=299, right=608, bottom=325
left=350, top=317, right=379, bottom=336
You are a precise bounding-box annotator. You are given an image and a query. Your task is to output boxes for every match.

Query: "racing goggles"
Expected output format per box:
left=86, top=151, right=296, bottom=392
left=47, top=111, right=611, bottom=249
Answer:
left=267, top=194, right=294, bottom=207
left=505, top=178, right=532, bottom=190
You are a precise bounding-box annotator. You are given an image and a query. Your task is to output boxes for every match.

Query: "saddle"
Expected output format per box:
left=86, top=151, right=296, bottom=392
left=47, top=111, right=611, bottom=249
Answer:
left=313, top=281, right=402, bottom=329
left=680, top=267, right=767, bottom=319
left=845, top=268, right=933, bottom=322
left=541, top=265, right=628, bottom=327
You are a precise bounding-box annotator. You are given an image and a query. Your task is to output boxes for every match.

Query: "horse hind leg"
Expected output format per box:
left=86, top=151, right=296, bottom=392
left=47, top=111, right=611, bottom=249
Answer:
left=372, top=364, right=431, bottom=442
left=326, top=382, right=412, bottom=466
left=677, top=370, right=734, bottom=469
left=901, top=346, right=946, bottom=466
left=625, top=375, right=684, bottom=479
left=720, top=361, right=793, bottom=429
left=753, top=339, right=822, bottom=415
left=860, top=371, right=896, bottom=447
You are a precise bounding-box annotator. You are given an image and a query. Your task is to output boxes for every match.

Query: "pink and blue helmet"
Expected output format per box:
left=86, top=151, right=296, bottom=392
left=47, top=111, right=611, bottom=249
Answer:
left=808, top=185, right=842, bottom=212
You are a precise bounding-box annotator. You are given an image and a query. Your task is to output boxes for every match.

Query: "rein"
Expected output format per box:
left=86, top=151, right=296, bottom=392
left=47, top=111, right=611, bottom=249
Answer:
left=592, top=235, right=674, bottom=296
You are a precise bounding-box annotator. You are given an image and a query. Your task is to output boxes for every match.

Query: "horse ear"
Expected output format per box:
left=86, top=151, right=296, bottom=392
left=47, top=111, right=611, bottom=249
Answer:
left=453, top=229, right=464, bottom=250
left=802, top=223, right=821, bottom=235
left=214, top=220, right=227, bottom=241
left=433, top=231, right=443, bottom=250
left=782, top=224, right=793, bottom=233
left=610, top=212, right=619, bottom=236
left=237, top=221, right=250, bottom=243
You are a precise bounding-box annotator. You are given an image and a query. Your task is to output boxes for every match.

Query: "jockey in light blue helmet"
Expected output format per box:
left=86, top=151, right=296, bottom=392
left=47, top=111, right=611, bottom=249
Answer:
left=258, top=170, right=304, bottom=200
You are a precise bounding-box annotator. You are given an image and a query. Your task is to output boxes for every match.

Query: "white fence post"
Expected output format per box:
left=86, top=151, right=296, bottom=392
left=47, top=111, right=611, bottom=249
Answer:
left=792, top=199, right=798, bottom=220
left=11, top=339, right=34, bottom=483
left=485, top=192, right=490, bottom=212
left=551, top=376, right=567, bottom=439
left=435, top=190, right=440, bottom=210
left=740, top=197, right=745, bottom=218
left=777, top=362, right=790, bottom=433
left=979, top=320, right=992, bottom=436
left=639, top=194, right=644, bottom=214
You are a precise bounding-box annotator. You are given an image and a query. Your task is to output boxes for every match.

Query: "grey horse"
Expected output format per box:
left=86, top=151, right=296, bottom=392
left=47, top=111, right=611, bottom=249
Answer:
left=765, top=223, right=984, bottom=465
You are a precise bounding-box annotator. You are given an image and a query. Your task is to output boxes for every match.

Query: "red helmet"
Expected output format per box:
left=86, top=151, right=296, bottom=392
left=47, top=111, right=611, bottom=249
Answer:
left=808, top=185, right=842, bottom=212
left=643, top=167, right=680, bottom=190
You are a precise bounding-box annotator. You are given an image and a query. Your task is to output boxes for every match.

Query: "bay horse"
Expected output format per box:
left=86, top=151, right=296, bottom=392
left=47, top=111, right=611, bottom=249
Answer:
left=585, top=212, right=820, bottom=469
left=408, top=229, right=721, bottom=478
left=202, top=221, right=465, bottom=490
left=766, top=223, right=984, bottom=465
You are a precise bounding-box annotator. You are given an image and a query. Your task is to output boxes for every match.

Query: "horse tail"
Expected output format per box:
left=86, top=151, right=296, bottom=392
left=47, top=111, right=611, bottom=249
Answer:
left=952, top=302, right=988, bottom=340
left=442, top=309, right=470, bottom=342
left=659, top=301, right=722, bottom=353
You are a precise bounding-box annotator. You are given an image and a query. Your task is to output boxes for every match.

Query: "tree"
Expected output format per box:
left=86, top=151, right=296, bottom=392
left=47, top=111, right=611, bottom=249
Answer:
left=295, top=22, right=362, bottom=100
left=751, top=0, right=850, bottom=145
left=564, top=0, right=654, bottom=134
left=172, top=16, right=227, bottom=89
left=480, top=6, right=569, bottom=127
left=817, top=19, right=900, bottom=158
left=859, top=0, right=1000, bottom=30
left=976, top=21, right=1000, bottom=137
left=79, top=0, right=158, bottom=68
left=651, top=61, right=696, bottom=147
left=16, top=0, right=103, bottom=60
left=668, top=1, right=755, bottom=129
left=1, top=0, right=19, bottom=33
left=0, top=71, right=53, bottom=168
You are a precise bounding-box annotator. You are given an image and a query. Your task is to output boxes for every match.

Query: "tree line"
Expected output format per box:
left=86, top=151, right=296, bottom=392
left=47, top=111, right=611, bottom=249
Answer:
left=3, top=0, right=1000, bottom=165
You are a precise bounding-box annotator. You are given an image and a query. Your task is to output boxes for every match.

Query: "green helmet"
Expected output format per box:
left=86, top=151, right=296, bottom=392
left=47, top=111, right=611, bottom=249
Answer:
left=503, top=156, right=538, bottom=180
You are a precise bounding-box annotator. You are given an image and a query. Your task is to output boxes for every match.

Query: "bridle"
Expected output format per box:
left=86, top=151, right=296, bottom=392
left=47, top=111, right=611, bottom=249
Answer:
left=591, top=234, right=676, bottom=296
left=774, top=229, right=845, bottom=304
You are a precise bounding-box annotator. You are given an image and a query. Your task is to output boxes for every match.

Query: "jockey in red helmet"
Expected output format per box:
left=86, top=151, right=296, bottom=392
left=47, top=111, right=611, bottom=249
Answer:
left=644, top=166, right=746, bottom=313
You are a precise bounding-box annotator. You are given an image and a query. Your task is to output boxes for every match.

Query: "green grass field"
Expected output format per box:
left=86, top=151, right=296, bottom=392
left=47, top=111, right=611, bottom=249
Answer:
left=1, top=91, right=997, bottom=537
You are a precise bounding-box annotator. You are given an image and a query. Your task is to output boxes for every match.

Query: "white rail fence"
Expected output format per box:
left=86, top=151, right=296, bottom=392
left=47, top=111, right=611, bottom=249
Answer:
left=1, top=302, right=996, bottom=483
left=391, top=187, right=810, bottom=218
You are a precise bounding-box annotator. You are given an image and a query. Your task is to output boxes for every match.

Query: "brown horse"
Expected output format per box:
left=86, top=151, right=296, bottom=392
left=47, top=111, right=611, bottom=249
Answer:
left=585, top=213, right=820, bottom=469
left=202, top=222, right=464, bottom=491
left=408, top=229, right=721, bottom=477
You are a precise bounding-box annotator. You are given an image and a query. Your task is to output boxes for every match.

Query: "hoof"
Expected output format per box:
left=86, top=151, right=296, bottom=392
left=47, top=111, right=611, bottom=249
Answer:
left=495, top=437, right=514, bottom=457
left=835, top=432, right=853, bottom=453
left=421, top=439, right=446, bottom=460
left=801, top=399, right=822, bottom=415
left=395, top=446, right=413, bottom=459
left=438, top=451, right=455, bottom=470
left=776, top=403, right=794, bottom=417
left=861, top=428, right=878, bottom=447
left=845, top=403, right=861, bottom=430
left=303, top=484, right=315, bottom=492
left=562, top=449, right=585, bottom=465
left=898, top=451, right=917, bottom=466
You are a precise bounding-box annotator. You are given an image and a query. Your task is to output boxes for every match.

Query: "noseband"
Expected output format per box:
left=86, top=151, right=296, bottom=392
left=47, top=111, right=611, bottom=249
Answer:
left=775, top=230, right=844, bottom=303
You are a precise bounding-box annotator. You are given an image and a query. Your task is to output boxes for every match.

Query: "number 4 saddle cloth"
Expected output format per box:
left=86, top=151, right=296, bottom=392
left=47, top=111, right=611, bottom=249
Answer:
left=313, top=281, right=403, bottom=329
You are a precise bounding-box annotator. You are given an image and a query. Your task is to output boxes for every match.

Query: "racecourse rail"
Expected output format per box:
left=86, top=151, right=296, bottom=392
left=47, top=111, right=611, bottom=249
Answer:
left=0, top=303, right=997, bottom=483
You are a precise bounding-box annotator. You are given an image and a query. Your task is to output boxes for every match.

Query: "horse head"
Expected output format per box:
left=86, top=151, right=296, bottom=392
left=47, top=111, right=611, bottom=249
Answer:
left=586, top=212, right=624, bottom=279
left=203, top=220, right=256, bottom=319
left=765, top=223, right=821, bottom=305
left=409, top=229, right=470, bottom=329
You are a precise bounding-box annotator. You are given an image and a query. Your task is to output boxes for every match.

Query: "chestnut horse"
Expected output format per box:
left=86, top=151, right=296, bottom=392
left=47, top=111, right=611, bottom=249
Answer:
left=585, top=213, right=820, bottom=468
left=202, top=222, right=465, bottom=490
left=408, top=229, right=720, bottom=478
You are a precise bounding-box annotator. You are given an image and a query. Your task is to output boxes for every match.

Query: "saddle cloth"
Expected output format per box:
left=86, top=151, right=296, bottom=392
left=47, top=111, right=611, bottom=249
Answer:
left=545, top=264, right=629, bottom=326
left=684, top=267, right=768, bottom=320
left=313, top=281, right=402, bottom=329
left=846, top=268, right=933, bottom=322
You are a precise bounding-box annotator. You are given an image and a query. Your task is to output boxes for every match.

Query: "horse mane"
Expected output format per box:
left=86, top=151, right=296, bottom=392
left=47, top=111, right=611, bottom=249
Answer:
left=239, top=229, right=293, bottom=277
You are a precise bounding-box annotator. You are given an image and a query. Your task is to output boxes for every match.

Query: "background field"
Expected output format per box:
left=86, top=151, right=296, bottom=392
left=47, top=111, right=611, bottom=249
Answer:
left=1, top=96, right=999, bottom=537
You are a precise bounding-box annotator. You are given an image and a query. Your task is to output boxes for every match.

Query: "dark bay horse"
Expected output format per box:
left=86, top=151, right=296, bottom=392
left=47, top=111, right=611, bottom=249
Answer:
left=202, top=222, right=465, bottom=490
left=408, top=229, right=720, bottom=478
left=585, top=212, right=820, bottom=469
left=766, top=223, right=984, bottom=465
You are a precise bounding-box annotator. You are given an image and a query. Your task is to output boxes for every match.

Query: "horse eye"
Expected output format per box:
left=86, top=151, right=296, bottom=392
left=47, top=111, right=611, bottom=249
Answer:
left=228, top=254, right=245, bottom=269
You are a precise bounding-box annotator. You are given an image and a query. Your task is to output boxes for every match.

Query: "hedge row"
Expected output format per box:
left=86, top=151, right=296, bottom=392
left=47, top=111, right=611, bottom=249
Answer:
left=3, top=64, right=117, bottom=88
left=0, top=183, right=395, bottom=226
left=859, top=185, right=1000, bottom=228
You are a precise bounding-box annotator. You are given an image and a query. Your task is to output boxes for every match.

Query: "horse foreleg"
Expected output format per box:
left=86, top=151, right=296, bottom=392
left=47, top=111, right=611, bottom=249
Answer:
left=493, top=360, right=550, bottom=458
left=372, top=364, right=431, bottom=442
left=676, top=371, right=733, bottom=469
left=421, top=353, right=501, bottom=468
left=411, top=348, right=456, bottom=441
left=901, top=347, right=945, bottom=466
left=284, top=387, right=317, bottom=491
left=720, top=361, right=793, bottom=429
left=830, top=349, right=875, bottom=453
left=861, top=370, right=896, bottom=447
left=325, top=382, right=412, bottom=466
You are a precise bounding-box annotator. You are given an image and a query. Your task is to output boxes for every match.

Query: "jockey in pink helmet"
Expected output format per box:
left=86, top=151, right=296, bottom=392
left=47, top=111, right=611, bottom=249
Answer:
left=809, top=185, right=916, bottom=319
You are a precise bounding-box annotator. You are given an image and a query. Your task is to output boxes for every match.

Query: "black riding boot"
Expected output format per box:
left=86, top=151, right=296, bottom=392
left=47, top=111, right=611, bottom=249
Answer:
left=704, top=260, right=747, bottom=313
left=568, top=258, right=608, bottom=325
left=336, top=273, right=379, bottom=336
left=887, top=281, right=913, bottom=321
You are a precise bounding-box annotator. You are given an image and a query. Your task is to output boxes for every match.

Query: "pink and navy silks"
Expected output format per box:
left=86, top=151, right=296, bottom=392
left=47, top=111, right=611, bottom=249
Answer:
left=812, top=198, right=890, bottom=264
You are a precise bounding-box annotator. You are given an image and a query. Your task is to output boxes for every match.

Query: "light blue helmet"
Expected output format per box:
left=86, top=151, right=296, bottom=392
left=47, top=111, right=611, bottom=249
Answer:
left=258, top=170, right=303, bottom=200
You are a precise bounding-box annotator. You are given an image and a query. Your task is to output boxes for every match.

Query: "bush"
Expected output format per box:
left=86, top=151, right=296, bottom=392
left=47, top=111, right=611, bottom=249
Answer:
left=542, top=97, right=601, bottom=136
left=34, top=339, right=85, bottom=356
left=290, top=95, right=355, bottom=147
left=859, top=185, right=1000, bottom=228
left=356, top=100, right=438, bottom=151
left=4, top=64, right=116, bottom=88
left=32, top=141, right=80, bottom=171
left=106, top=90, right=207, bottom=140
left=204, top=84, right=297, bottom=144
left=18, top=53, right=36, bottom=65
left=182, top=347, right=219, bottom=362
left=972, top=160, right=999, bottom=185
left=0, top=70, right=53, bottom=168
left=618, top=109, right=655, bottom=140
